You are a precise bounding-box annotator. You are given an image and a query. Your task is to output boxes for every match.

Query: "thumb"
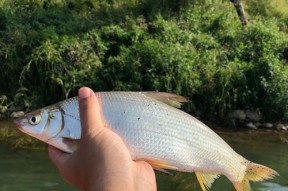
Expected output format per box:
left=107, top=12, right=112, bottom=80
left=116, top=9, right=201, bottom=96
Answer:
left=48, top=145, right=70, bottom=170
left=78, top=87, right=104, bottom=139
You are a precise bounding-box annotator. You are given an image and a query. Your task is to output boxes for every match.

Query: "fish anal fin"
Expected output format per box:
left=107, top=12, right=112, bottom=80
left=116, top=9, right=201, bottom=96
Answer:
left=143, top=92, right=189, bottom=108
left=195, top=171, right=220, bottom=191
left=146, top=159, right=178, bottom=173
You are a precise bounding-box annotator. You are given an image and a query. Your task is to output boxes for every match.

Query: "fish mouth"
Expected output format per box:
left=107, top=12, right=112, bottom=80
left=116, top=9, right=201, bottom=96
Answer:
left=11, top=111, right=26, bottom=130
left=14, top=119, right=22, bottom=129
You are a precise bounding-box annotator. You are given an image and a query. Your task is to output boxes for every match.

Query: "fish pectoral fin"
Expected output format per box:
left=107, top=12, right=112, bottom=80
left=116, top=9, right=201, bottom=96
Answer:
left=63, top=138, right=80, bottom=152
left=146, top=160, right=178, bottom=173
left=195, top=171, right=220, bottom=191
left=154, top=168, right=173, bottom=175
left=143, top=92, right=189, bottom=108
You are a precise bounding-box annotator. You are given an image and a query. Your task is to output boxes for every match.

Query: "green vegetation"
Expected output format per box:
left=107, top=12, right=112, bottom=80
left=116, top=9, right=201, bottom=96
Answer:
left=0, top=0, right=288, bottom=122
left=0, top=120, right=45, bottom=149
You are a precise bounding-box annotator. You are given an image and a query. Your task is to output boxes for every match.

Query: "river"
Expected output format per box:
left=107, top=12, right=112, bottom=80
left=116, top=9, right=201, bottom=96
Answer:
left=0, top=120, right=287, bottom=191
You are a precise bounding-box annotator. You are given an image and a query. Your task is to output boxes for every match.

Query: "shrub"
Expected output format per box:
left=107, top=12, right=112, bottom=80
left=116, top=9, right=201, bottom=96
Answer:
left=0, top=0, right=288, bottom=123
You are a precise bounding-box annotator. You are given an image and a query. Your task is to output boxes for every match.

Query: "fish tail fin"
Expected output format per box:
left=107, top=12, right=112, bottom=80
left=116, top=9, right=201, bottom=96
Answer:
left=233, top=162, right=278, bottom=191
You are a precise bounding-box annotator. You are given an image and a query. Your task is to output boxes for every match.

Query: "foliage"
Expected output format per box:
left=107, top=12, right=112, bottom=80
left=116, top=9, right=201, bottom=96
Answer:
left=0, top=0, right=288, bottom=122
left=0, top=120, right=45, bottom=149
left=245, top=0, right=288, bottom=21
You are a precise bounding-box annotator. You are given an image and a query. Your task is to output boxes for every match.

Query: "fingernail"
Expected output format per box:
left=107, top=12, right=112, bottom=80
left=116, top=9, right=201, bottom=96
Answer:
left=78, top=87, right=91, bottom=99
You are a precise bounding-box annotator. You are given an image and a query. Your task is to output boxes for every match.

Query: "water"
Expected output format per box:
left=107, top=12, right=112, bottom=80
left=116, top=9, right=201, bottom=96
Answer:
left=0, top=120, right=288, bottom=191
left=0, top=146, right=75, bottom=191
left=156, top=130, right=288, bottom=191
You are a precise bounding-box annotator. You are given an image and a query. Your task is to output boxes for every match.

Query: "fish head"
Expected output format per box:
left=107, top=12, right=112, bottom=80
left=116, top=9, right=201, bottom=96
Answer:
left=14, top=106, right=63, bottom=143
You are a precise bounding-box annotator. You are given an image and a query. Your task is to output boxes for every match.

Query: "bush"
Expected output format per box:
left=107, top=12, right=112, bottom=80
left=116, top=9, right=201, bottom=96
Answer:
left=246, top=0, right=288, bottom=21
left=223, top=21, right=288, bottom=120
left=0, top=0, right=288, bottom=123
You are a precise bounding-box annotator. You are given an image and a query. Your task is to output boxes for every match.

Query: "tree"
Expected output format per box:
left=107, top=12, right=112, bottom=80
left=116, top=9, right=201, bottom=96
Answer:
left=230, top=0, right=248, bottom=25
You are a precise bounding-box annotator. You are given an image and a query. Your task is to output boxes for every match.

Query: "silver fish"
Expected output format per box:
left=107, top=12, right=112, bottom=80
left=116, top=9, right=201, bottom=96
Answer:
left=14, top=92, right=278, bottom=191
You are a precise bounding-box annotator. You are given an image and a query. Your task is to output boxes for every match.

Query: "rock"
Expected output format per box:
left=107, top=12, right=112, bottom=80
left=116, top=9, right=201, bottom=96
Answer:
left=10, top=111, right=25, bottom=118
left=283, top=126, right=288, bottom=131
left=276, top=124, right=287, bottom=131
left=261, top=123, right=274, bottom=128
left=245, top=109, right=261, bottom=122
left=229, top=110, right=246, bottom=121
left=254, top=122, right=261, bottom=127
left=246, top=122, right=257, bottom=129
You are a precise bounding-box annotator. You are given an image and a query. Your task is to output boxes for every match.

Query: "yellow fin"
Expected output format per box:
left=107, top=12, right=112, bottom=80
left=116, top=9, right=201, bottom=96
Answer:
left=233, top=180, right=251, bottom=191
left=195, top=171, right=220, bottom=191
left=143, top=92, right=189, bottom=108
left=245, top=162, right=279, bottom=181
left=146, top=160, right=178, bottom=172
left=233, top=162, right=278, bottom=191
left=154, top=168, right=173, bottom=175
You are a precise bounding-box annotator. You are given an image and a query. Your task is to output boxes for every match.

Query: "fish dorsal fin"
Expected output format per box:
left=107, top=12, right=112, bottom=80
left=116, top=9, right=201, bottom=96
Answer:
left=143, top=92, right=189, bottom=108
left=195, top=172, right=220, bottom=191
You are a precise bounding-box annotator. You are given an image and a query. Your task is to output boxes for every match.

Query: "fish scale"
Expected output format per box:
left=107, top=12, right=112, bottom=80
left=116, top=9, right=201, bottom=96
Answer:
left=100, top=93, right=231, bottom=160
left=99, top=93, right=192, bottom=157
left=98, top=92, right=245, bottom=182
left=14, top=91, right=278, bottom=191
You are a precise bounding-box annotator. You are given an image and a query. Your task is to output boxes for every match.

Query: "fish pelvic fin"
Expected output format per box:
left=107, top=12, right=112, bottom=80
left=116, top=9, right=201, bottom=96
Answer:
left=233, top=162, right=279, bottom=191
left=195, top=171, right=220, bottom=191
left=143, top=92, right=189, bottom=108
left=146, top=159, right=178, bottom=174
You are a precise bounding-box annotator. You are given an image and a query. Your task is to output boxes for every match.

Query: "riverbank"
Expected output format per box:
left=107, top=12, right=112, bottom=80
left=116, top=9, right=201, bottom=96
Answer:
left=0, top=120, right=46, bottom=149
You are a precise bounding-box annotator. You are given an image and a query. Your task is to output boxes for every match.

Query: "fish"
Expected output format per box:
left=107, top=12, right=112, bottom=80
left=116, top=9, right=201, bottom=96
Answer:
left=13, top=91, right=278, bottom=191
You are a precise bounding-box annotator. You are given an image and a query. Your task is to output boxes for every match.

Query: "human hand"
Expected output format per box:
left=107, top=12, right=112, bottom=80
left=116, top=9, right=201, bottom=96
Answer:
left=48, top=87, right=157, bottom=191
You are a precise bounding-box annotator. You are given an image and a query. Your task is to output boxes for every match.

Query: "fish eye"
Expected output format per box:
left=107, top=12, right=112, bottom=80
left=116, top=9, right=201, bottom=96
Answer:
left=28, top=114, right=42, bottom=125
